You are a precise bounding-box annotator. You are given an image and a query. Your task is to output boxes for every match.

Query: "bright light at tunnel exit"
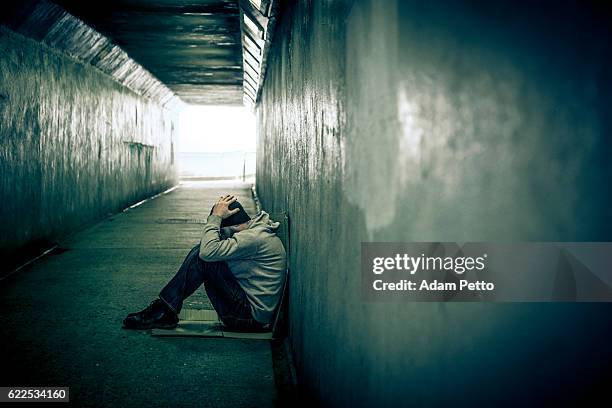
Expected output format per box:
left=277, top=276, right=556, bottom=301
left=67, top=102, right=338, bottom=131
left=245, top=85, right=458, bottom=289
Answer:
left=178, top=105, right=256, bottom=153
left=177, top=105, right=256, bottom=180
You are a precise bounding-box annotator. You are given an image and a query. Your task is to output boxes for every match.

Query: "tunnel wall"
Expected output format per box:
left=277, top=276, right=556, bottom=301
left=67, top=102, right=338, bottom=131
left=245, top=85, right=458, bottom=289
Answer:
left=256, top=0, right=612, bottom=406
left=0, top=27, right=178, bottom=268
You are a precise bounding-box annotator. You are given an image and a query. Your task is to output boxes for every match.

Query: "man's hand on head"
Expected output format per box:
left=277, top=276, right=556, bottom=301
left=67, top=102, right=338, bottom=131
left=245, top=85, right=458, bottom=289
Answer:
left=212, top=195, right=240, bottom=219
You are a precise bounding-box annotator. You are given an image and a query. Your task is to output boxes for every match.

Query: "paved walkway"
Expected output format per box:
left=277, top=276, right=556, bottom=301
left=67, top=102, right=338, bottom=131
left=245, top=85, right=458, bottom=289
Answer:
left=0, top=181, right=275, bottom=407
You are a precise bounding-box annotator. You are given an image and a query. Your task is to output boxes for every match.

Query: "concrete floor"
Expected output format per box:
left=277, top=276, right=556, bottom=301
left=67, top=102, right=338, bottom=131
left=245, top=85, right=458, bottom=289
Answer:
left=0, top=181, right=276, bottom=407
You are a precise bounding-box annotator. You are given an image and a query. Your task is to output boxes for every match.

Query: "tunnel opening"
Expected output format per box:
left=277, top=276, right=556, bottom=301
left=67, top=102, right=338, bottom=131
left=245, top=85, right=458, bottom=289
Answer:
left=177, top=104, right=256, bottom=182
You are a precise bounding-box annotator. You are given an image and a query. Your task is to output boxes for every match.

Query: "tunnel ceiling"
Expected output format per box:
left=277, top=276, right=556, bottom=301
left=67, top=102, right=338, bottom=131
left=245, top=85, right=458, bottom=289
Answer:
left=55, top=0, right=244, bottom=105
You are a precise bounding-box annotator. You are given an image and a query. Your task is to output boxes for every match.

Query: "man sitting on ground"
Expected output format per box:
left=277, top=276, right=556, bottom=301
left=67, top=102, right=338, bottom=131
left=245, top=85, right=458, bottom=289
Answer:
left=123, top=194, right=287, bottom=332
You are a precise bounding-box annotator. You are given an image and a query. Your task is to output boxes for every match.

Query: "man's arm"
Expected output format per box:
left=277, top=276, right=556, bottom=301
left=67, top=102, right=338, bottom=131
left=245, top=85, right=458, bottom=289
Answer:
left=199, top=214, right=256, bottom=261
left=198, top=195, right=256, bottom=262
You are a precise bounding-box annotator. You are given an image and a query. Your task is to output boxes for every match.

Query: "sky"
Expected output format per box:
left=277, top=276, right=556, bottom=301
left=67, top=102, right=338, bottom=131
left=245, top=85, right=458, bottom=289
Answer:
left=177, top=105, right=256, bottom=153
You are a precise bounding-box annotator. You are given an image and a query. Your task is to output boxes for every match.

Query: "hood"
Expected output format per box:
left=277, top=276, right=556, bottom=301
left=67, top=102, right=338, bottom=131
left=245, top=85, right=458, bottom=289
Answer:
left=247, top=210, right=280, bottom=232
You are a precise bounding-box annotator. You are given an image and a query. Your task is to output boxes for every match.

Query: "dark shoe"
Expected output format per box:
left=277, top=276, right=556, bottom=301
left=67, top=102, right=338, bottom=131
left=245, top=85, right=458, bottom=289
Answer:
left=123, top=299, right=178, bottom=330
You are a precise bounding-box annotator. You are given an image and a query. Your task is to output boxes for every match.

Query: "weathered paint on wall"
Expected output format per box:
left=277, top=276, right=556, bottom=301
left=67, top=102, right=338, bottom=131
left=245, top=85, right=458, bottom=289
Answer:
left=256, top=0, right=612, bottom=406
left=0, top=27, right=177, bottom=267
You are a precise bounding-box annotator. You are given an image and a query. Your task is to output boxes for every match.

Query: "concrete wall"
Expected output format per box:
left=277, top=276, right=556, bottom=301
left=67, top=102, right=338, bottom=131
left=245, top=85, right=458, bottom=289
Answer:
left=0, top=27, right=178, bottom=269
left=256, top=0, right=612, bottom=406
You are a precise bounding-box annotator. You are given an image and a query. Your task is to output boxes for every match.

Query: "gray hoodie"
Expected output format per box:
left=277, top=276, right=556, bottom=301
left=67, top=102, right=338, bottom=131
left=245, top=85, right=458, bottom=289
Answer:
left=198, top=211, right=287, bottom=324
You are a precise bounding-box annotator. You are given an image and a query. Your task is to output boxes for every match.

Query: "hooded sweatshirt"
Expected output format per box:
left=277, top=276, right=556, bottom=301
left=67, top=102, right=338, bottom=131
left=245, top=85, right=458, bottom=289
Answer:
left=198, top=211, right=287, bottom=324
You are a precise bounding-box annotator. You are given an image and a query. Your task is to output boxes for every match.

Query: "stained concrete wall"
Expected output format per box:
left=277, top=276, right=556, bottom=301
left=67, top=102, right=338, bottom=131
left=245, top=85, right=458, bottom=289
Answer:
left=256, top=0, right=612, bottom=406
left=0, top=27, right=177, bottom=269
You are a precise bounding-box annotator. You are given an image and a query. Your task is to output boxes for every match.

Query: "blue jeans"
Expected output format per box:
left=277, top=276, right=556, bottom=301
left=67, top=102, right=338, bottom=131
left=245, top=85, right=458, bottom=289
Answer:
left=159, top=244, right=267, bottom=332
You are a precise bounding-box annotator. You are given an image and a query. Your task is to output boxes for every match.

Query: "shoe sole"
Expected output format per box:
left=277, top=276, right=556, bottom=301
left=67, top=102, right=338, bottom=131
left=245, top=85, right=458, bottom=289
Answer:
left=154, top=323, right=179, bottom=330
left=122, top=321, right=178, bottom=330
